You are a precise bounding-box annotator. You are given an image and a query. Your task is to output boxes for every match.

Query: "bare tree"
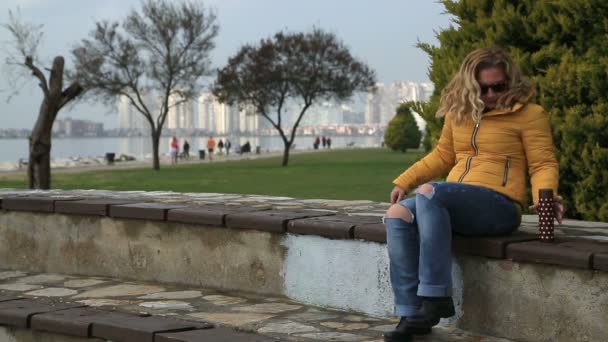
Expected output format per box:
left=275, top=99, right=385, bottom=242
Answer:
left=72, top=0, right=218, bottom=170
left=213, top=28, right=376, bottom=166
left=2, top=9, right=83, bottom=189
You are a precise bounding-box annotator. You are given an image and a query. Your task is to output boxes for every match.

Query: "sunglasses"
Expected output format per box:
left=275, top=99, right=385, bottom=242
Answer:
left=480, top=82, right=508, bottom=95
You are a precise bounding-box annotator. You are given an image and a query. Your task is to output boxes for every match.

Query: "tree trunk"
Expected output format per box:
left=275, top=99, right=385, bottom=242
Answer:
left=28, top=100, right=56, bottom=189
left=28, top=134, right=52, bottom=189
left=282, top=141, right=291, bottom=167
left=152, top=130, right=161, bottom=170
left=25, top=56, right=83, bottom=189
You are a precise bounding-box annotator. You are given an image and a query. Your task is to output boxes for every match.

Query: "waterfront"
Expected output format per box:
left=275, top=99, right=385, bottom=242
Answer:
left=0, top=135, right=383, bottom=169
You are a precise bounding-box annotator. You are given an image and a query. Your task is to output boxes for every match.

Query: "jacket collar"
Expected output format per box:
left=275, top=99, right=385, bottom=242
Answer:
left=484, top=102, right=524, bottom=117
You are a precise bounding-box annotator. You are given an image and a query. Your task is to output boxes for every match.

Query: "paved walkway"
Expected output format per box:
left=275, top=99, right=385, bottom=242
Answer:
left=0, top=269, right=513, bottom=341
left=0, top=149, right=312, bottom=176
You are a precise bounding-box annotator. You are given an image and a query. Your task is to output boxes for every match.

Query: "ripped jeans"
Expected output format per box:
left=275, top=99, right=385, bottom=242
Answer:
left=384, top=182, right=521, bottom=317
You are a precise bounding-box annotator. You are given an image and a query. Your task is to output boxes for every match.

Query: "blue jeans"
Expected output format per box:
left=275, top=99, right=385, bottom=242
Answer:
left=385, top=182, right=521, bottom=317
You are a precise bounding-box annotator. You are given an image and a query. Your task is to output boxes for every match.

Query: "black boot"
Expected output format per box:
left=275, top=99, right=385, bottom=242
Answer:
left=406, top=297, right=455, bottom=329
left=383, top=316, right=432, bottom=342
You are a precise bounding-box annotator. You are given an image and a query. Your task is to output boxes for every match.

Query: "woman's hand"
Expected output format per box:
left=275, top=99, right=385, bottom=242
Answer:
left=529, top=195, right=564, bottom=224
left=390, top=186, right=406, bottom=204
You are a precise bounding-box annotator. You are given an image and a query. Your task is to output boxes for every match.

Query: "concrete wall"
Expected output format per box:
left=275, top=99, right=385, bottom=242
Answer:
left=0, top=212, right=286, bottom=295
left=456, top=256, right=608, bottom=342
left=0, top=327, right=104, bottom=342
left=1, top=211, right=607, bottom=341
left=282, top=234, right=395, bottom=317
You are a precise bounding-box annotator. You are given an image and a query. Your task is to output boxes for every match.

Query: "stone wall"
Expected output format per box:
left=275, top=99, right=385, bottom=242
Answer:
left=1, top=190, right=607, bottom=341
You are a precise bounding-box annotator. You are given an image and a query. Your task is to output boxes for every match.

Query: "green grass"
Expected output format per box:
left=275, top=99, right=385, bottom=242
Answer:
left=0, top=148, right=422, bottom=202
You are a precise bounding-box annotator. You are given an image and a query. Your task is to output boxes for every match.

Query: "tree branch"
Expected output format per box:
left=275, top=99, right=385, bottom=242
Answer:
left=24, top=56, right=49, bottom=97
left=289, top=101, right=312, bottom=144
left=57, top=82, right=84, bottom=111
left=260, top=109, right=287, bottom=142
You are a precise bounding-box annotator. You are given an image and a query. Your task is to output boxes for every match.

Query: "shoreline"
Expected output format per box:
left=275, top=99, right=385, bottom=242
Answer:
left=0, top=148, right=336, bottom=176
left=0, top=136, right=382, bottom=170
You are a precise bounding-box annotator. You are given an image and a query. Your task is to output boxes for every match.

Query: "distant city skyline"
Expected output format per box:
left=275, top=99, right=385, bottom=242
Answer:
left=117, top=81, right=432, bottom=135
left=0, top=0, right=452, bottom=129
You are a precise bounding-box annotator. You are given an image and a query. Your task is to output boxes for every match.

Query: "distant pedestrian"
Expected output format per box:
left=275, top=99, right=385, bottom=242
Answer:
left=218, top=139, right=224, bottom=154
left=327, top=137, right=332, bottom=149
left=182, top=140, right=190, bottom=160
left=225, top=139, right=232, bottom=155
left=240, top=141, right=251, bottom=154
left=207, top=136, right=216, bottom=161
left=322, top=136, right=327, bottom=148
left=313, top=136, right=320, bottom=150
left=170, top=136, right=179, bottom=165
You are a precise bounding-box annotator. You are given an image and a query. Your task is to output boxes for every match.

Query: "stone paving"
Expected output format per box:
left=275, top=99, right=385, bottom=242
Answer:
left=0, top=269, right=514, bottom=341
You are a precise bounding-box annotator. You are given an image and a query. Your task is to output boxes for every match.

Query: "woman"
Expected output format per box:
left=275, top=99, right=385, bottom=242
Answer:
left=383, top=46, right=563, bottom=341
left=207, top=136, right=216, bottom=161
left=170, top=137, right=179, bottom=165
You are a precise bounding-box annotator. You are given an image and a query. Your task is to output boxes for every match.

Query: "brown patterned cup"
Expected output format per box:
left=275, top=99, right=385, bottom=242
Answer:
left=538, top=189, right=555, bottom=242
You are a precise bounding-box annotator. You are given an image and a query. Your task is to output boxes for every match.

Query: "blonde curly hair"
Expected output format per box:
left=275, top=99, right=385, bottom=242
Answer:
left=437, top=46, right=536, bottom=124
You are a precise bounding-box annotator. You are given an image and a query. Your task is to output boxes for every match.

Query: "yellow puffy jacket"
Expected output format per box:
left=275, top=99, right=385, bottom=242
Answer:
left=393, top=103, right=559, bottom=206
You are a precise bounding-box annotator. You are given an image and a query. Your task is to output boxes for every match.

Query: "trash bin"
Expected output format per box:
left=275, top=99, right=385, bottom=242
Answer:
left=256, top=146, right=261, bottom=154
left=105, top=153, right=115, bottom=165
left=198, top=150, right=206, bottom=160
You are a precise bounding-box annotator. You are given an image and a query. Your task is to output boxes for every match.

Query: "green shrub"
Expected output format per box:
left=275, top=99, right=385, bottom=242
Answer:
left=384, top=102, right=422, bottom=152
left=418, top=0, right=608, bottom=220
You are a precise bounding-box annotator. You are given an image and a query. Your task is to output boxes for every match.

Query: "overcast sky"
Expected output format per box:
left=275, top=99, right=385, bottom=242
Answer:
left=0, top=0, right=452, bottom=129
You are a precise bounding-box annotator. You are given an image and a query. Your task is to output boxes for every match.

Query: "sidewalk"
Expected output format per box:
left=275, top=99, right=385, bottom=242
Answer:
left=0, top=149, right=319, bottom=176
left=0, top=269, right=513, bottom=341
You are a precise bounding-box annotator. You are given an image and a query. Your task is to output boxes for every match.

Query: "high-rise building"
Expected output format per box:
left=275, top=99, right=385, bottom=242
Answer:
left=366, top=88, right=382, bottom=125
left=300, top=101, right=344, bottom=126
left=238, top=104, right=259, bottom=133
left=118, top=81, right=433, bottom=134
left=342, top=105, right=365, bottom=124
left=198, top=93, right=231, bottom=134
left=365, top=81, right=434, bottom=127
left=53, top=117, right=104, bottom=136
left=197, top=93, right=215, bottom=132
left=168, top=93, right=194, bottom=130
left=167, top=95, right=179, bottom=130
left=198, top=92, right=255, bottom=134
left=118, top=94, right=152, bottom=131
left=213, top=101, right=229, bottom=134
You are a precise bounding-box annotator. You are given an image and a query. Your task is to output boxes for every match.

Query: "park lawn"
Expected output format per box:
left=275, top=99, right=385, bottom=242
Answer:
left=0, top=148, right=423, bottom=203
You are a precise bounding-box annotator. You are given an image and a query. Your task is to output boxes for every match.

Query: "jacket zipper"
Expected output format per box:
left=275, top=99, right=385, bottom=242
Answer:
left=502, top=156, right=511, bottom=186
left=458, top=120, right=480, bottom=182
